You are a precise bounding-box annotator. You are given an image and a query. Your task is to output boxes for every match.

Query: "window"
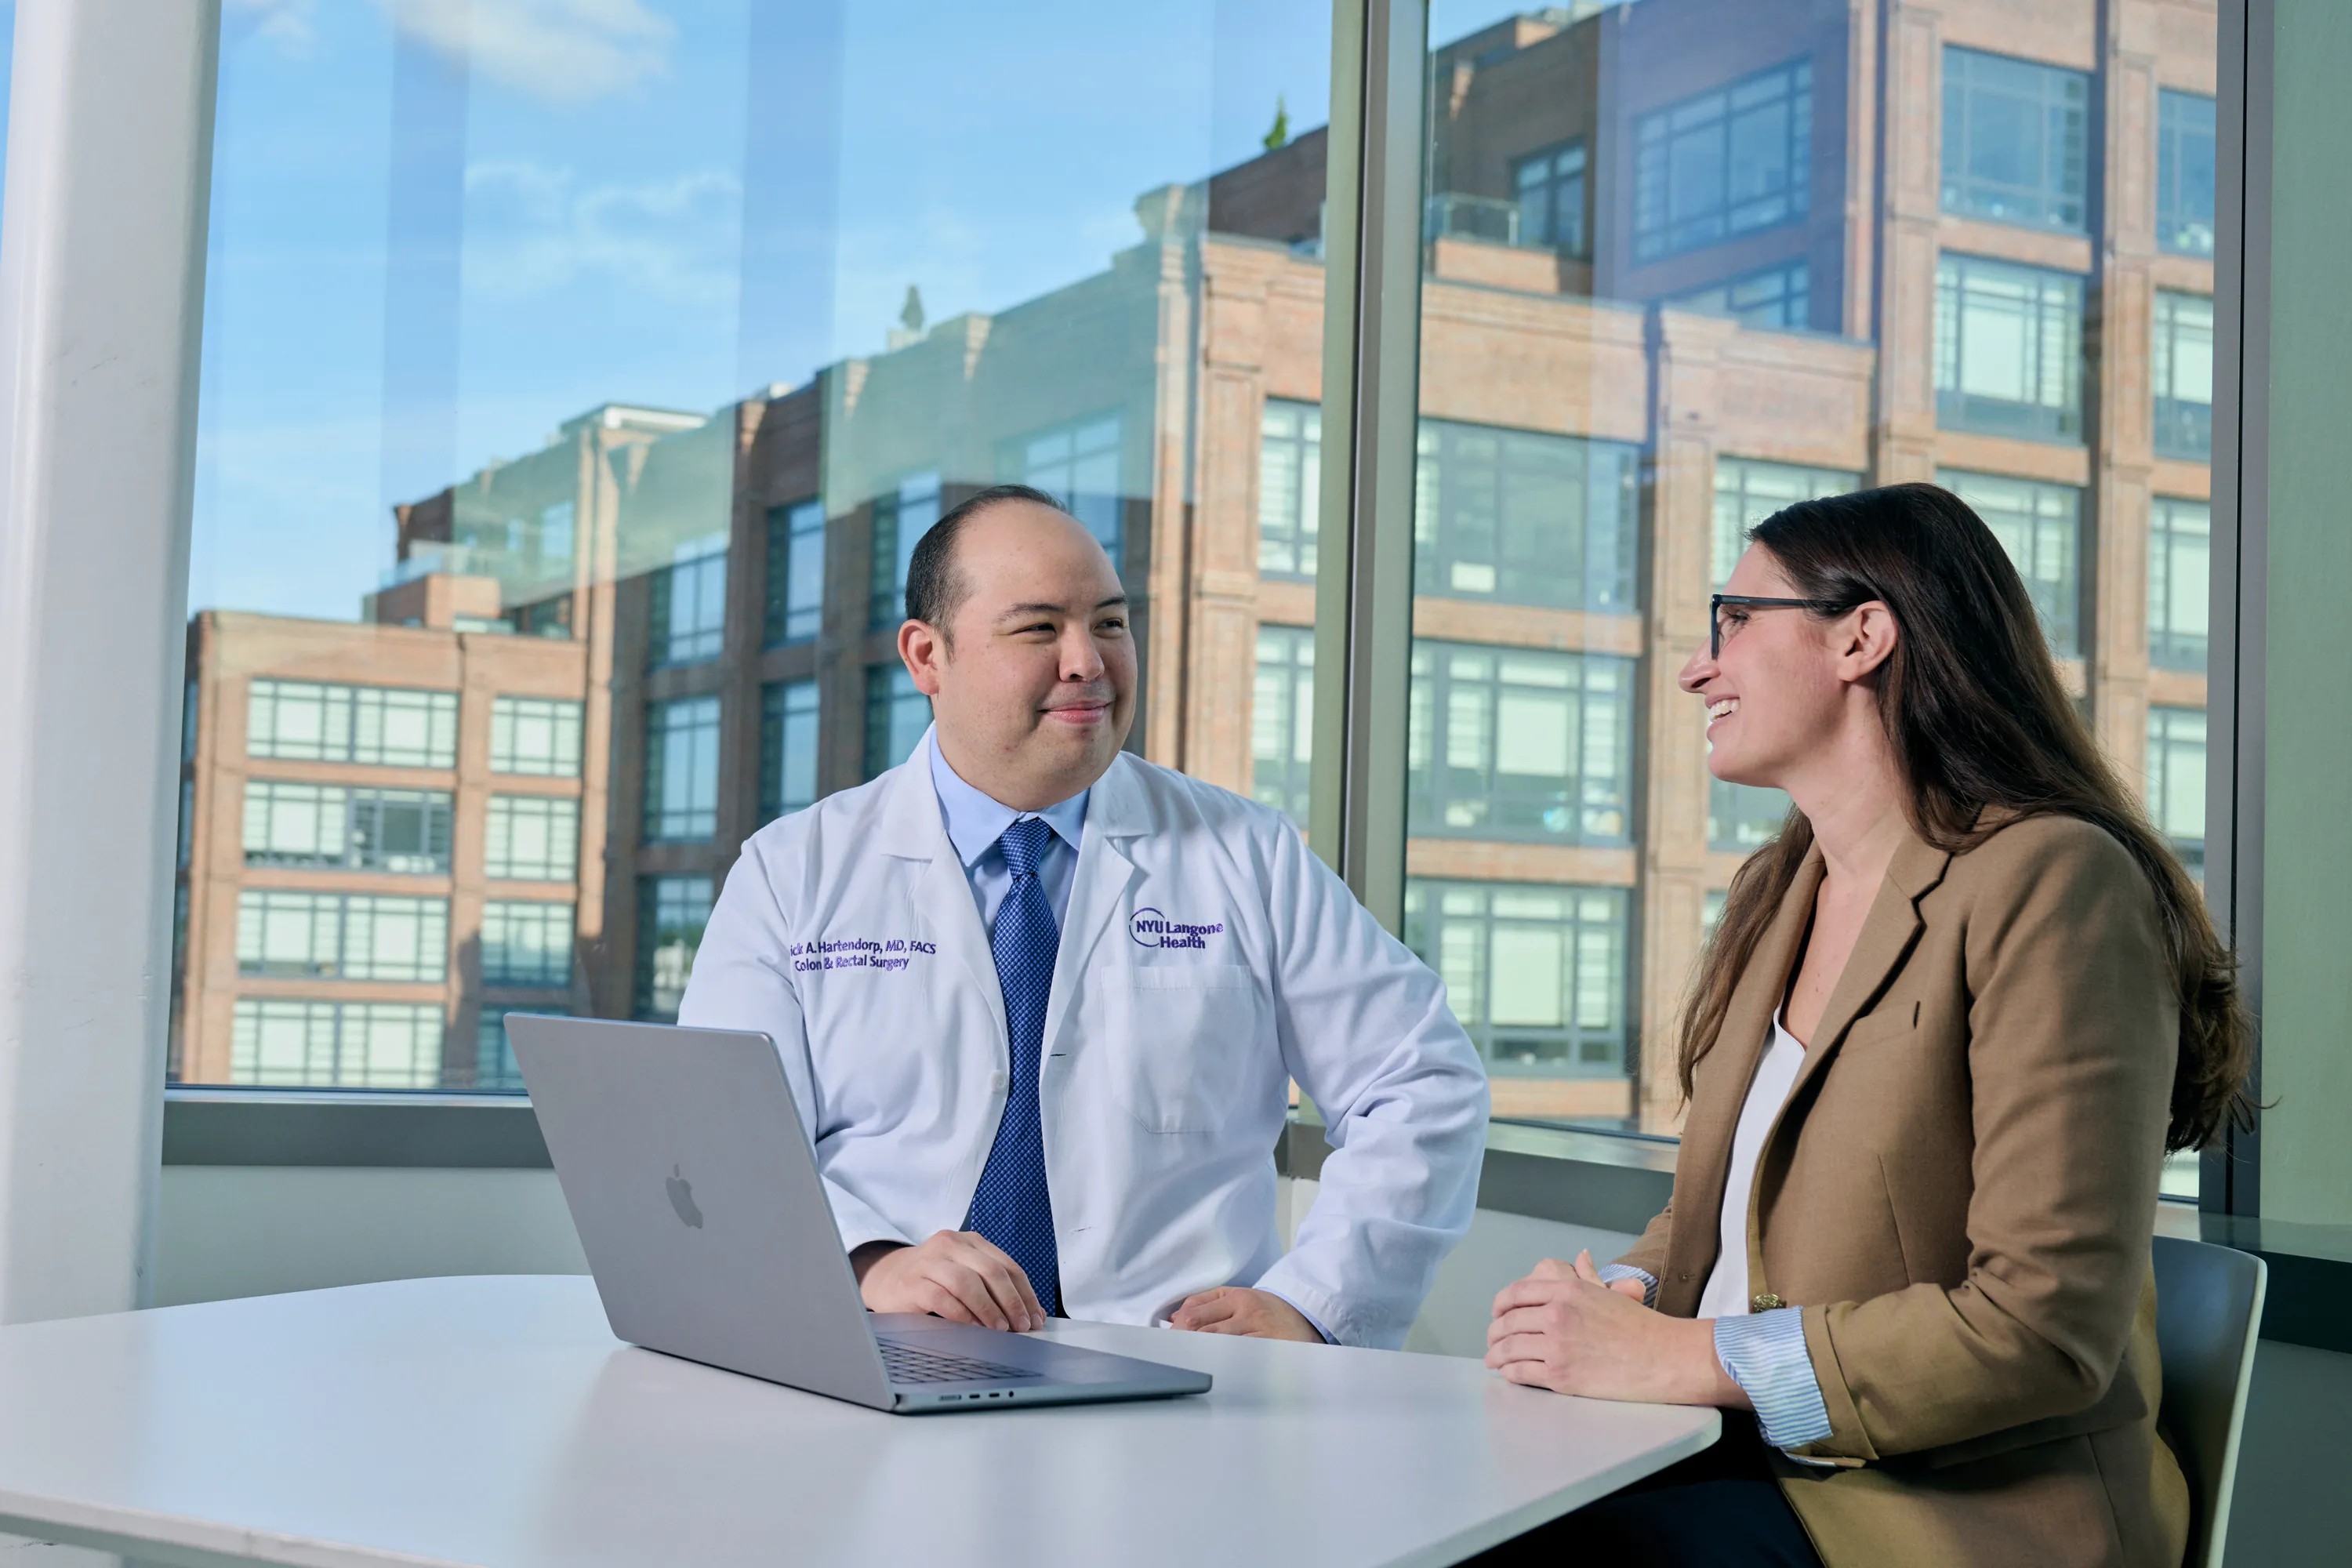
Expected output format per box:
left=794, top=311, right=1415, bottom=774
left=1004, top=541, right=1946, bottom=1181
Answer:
left=480, top=901, right=574, bottom=989
left=1940, top=48, right=2089, bottom=231
left=2157, top=89, right=2217, bottom=256
left=2147, top=707, right=2206, bottom=879
left=2149, top=499, right=2211, bottom=673
left=1513, top=139, right=1588, bottom=256
left=489, top=698, right=583, bottom=778
left=1672, top=260, right=1809, bottom=332
left=1709, top=780, right=1791, bottom=852
left=242, top=783, right=452, bottom=873
left=644, top=695, right=721, bottom=841
left=1007, top=415, right=1122, bottom=553
left=764, top=499, right=825, bottom=646
left=1259, top=401, right=1321, bottom=580
left=760, top=679, right=820, bottom=823
left=475, top=1011, right=559, bottom=1092
left=246, top=681, right=458, bottom=768
left=2154, top=292, right=2215, bottom=461
left=1634, top=58, right=1812, bottom=261
left=1404, top=882, right=1632, bottom=1092
left=1252, top=625, right=1314, bottom=827
left=235, top=891, right=449, bottom=982
left=231, top=1000, right=445, bottom=1090
left=864, top=666, right=933, bottom=780
left=636, top=875, right=713, bottom=1022
left=648, top=538, right=728, bottom=668
left=483, top=795, right=579, bottom=882
left=868, top=473, right=942, bottom=630
left=1414, top=422, right=1639, bottom=612
left=1938, top=471, right=2082, bottom=656
left=1409, top=644, right=1633, bottom=844
left=1935, top=254, right=2085, bottom=441
left=1711, top=458, right=1858, bottom=587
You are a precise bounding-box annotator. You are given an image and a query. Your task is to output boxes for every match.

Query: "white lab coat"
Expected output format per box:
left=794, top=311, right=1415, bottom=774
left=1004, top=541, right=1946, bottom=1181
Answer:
left=677, top=745, right=1490, bottom=1348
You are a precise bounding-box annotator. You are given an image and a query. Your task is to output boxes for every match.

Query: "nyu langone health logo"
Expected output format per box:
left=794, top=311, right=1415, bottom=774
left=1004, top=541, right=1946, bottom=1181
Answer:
left=1129, top=907, right=1225, bottom=949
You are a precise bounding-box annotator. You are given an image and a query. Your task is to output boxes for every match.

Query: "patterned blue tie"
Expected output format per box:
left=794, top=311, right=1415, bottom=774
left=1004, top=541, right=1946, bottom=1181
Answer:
left=963, top=815, right=1062, bottom=1315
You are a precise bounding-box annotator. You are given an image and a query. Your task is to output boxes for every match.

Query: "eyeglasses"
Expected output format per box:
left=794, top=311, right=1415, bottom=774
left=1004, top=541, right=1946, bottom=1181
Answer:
left=1709, top=594, right=1850, bottom=659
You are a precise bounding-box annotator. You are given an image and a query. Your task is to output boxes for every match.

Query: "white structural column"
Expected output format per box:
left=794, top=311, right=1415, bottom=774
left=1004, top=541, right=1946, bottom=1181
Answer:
left=0, top=1, right=221, bottom=1320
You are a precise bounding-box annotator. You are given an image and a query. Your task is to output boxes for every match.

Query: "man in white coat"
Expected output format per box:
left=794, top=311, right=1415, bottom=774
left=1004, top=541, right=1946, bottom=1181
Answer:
left=678, top=485, right=1487, bottom=1348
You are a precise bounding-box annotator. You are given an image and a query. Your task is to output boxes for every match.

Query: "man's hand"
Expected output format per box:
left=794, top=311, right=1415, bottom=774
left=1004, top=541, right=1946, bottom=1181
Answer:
left=1485, top=1250, right=1746, bottom=1407
left=853, top=1231, right=1046, bottom=1332
left=1171, top=1286, right=1324, bottom=1341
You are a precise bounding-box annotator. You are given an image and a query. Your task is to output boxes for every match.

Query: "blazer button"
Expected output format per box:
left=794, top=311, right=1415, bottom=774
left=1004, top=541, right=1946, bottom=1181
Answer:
left=1751, top=1292, right=1784, bottom=1312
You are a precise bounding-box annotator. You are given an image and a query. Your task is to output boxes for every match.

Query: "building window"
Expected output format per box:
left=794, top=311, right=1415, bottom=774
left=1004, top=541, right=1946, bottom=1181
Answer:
left=864, top=666, right=934, bottom=780
left=2149, top=498, right=2211, bottom=673
left=1634, top=58, right=1811, bottom=263
left=2154, top=292, right=2215, bottom=461
left=1414, top=421, right=1640, bottom=612
left=644, top=695, right=721, bottom=841
left=1711, top=457, right=1858, bottom=587
left=1938, top=470, right=2082, bottom=656
left=1513, top=139, right=1588, bottom=256
left=490, top=696, right=584, bottom=777
left=1259, top=401, right=1321, bottom=580
left=243, top=782, right=453, bottom=874
left=1671, top=260, right=1810, bottom=332
left=1252, top=625, right=1314, bottom=827
left=235, top=891, right=449, bottom=982
left=1940, top=47, right=2089, bottom=231
left=481, top=900, right=575, bottom=988
left=1408, top=644, right=1633, bottom=844
left=2147, top=706, right=2207, bottom=879
left=246, top=680, right=458, bottom=768
left=868, top=472, right=942, bottom=630
left=648, top=537, right=728, bottom=668
left=1702, top=889, right=1729, bottom=936
left=484, top=795, right=579, bottom=882
left=2157, top=89, right=2217, bottom=256
left=1709, top=779, right=1791, bottom=852
left=475, top=1011, right=560, bottom=1092
left=764, top=498, right=825, bottom=646
left=231, top=1000, right=445, bottom=1089
left=1006, top=415, right=1122, bottom=554
left=760, top=678, right=820, bottom=823
left=636, top=875, right=713, bottom=1022
left=1403, top=881, right=1629, bottom=1078
left=1934, top=254, right=2084, bottom=442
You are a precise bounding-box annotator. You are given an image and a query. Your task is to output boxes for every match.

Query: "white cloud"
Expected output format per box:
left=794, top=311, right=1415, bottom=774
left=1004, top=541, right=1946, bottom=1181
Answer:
left=462, top=159, right=742, bottom=305
left=384, top=0, right=675, bottom=107
left=226, top=0, right=319, bottom=50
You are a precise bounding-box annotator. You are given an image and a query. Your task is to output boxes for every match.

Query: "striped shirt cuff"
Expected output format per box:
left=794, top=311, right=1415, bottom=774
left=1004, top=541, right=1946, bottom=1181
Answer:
left=1714, top=1307, right=1833, bottom=1450
left=1595, top=1264, right=1658, bottom=1308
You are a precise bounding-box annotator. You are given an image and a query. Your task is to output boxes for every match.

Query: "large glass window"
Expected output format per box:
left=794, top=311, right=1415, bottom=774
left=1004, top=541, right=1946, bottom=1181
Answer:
left=484, top=795, right=579, bottom=883
left=1935, top=254, right=2085, bottom=441
left=247, top=681, right=458, bottom=768
left=489, top=698, right=583, bottom=778
left=1258, top=401, right=1320, bottom=580
left=644, top=695, right=721, bottom=842
left=636, top=875, right=713, bottom=1024
left=1513, top=140, right=1588, bottom=257
left=648, top=539, right=728, bottom=668
left=1940, top=48, right=2090, bottom=231
left=1252, top=624, right=1314, bottom=828
left=864, top=666, right=934, bottom=781
left=1409, top=644, right=1632, bottom=844
left=764, top=499, right=824, bottom=646
left=480, top=901, right=574, bottom=989
left=2153, top=292, right=2215, bottom=462
left=2157, top=89, right=2218, bottom=257
left=760, top=679, right=819, bottom=823
left=243, top=783, right=452, bottom=874
left=1415, top=422, right=1639, bottom=612
left=235, top=891, right=449, bottom=982
left=1673, top=261, right=1809, bottom=333
left=867, top=473, right=943, bottom=630
left=2147, top=706, right=2207, bottom=880
left=2149, top=499, right=2211, bottom=673
left=1711, top=457, right=1858, bottom=588
left=1006, top=414, right=1122, bottom=553
left=232, top=1000, right=445, bottom=1090
left=1937, top=471, right=2082, bottom=657
left=1633, top=58, right=1811, bottom=261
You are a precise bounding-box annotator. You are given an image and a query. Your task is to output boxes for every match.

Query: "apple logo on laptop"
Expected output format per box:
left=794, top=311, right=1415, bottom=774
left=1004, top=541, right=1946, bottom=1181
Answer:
left=666, top=1165, right=704, bottom=1229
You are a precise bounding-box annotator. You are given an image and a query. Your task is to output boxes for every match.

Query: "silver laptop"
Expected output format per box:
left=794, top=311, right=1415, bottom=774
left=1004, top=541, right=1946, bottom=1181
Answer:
left=506, top=1015, right=1211, bottom=1414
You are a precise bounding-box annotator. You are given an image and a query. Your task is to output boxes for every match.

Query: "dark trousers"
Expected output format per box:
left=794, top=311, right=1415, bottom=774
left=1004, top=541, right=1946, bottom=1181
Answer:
left=1465, top=1414, right=1824, bottom=1567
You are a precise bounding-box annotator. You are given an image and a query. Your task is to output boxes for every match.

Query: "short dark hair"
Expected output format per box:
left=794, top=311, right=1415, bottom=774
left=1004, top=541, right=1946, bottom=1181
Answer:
left=904, top=482, right=1071, bottom=630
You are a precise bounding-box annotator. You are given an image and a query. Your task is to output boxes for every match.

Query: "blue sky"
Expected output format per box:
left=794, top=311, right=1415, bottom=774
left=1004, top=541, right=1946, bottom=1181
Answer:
left=190, top=0, right=1534, bottom=622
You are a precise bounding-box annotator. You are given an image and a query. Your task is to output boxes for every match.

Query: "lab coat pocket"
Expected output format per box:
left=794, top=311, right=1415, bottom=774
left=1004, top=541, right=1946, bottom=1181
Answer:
left=1102, top=965, right=1263, bottom=1134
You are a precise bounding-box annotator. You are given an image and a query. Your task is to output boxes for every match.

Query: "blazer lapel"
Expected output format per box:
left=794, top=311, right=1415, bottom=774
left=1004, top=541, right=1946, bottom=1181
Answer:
left=1781, top=829, right=1953, bottom=1103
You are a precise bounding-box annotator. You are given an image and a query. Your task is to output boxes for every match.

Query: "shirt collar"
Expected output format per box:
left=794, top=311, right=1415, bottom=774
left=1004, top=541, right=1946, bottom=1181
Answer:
left=924, top=725, right=1089, bottom=869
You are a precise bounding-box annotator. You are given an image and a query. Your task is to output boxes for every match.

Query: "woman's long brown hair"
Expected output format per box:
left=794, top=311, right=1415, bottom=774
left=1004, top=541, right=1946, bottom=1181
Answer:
left=1683, top=482, right=2252, bottom=1152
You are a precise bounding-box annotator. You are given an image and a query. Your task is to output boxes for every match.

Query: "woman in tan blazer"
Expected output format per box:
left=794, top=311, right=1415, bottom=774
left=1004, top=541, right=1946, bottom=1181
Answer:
left=1477, top=483, right=2250, bottom=1568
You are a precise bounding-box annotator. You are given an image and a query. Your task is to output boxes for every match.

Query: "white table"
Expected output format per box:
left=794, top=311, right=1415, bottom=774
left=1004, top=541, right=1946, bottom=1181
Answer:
left=0, top=1275, right=1717, bottom=1568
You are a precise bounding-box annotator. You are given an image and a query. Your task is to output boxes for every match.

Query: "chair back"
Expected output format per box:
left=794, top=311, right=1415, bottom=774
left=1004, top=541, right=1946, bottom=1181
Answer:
left=2151, top=1233, right=2267, bottom=1568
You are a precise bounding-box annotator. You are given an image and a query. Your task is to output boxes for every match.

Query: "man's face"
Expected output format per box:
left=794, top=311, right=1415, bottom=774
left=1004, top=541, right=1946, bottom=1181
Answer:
left=900, top=501, right=1136, bottom=810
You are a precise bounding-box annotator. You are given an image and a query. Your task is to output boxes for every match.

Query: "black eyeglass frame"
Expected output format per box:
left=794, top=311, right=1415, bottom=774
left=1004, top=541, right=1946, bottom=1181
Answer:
left=1708, top=594, right=1853, bottom=658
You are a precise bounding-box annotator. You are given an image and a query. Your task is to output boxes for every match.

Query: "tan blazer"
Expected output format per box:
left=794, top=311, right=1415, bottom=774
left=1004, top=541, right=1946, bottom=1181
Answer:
left=1614, top=815, right=2190, bottom=1567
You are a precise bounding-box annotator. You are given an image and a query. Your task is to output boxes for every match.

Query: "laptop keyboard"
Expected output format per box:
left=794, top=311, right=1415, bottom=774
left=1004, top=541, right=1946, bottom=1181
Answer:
left=877, top=1338, right=1044, bottom=1385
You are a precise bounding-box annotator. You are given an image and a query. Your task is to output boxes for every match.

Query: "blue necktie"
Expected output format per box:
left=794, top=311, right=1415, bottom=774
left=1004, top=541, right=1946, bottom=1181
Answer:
left=963, top=815, right=1062, bottom=1316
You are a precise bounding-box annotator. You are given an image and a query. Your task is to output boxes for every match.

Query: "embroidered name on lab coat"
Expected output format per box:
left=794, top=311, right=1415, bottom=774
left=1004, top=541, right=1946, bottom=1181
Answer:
left=791, top=937, right=936, bottom=973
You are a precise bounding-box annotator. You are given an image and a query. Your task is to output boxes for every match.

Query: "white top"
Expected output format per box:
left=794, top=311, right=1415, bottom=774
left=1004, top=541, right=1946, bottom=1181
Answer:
left=0, top=1275, right=1722, bottom=1568
left=678, top=744, right=1490, bottom=1348
left=1696, top=1010, right=1809, bottom=1320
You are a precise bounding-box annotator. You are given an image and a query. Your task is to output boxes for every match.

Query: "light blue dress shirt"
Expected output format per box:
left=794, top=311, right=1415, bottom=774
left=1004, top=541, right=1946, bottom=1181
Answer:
left=1596, top=1265, right=1833, bottom=1453
left=925, top=728, right=1087, bottom=933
